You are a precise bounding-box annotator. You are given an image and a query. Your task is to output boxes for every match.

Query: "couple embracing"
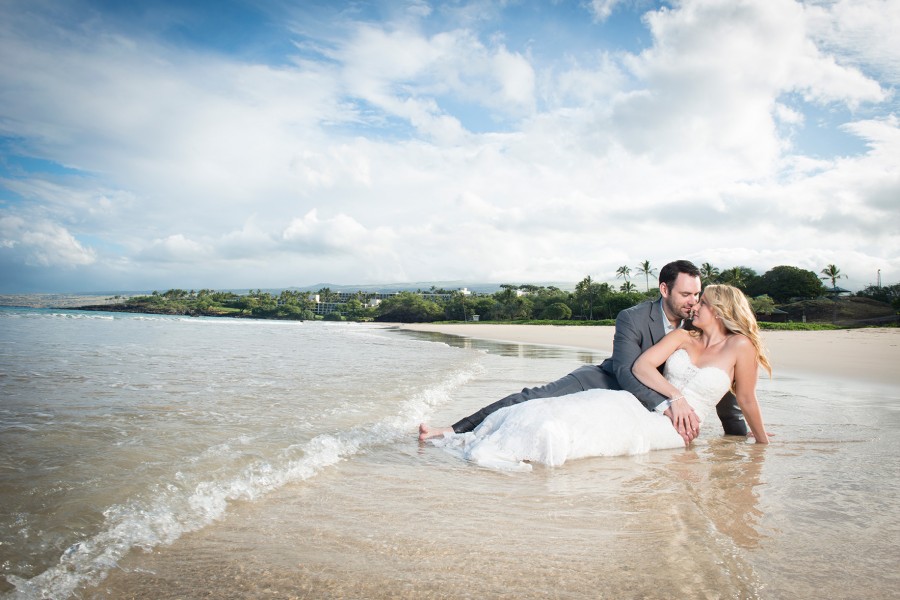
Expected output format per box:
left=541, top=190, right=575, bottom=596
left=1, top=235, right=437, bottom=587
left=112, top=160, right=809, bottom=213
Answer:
left=419, top=260, right=770, bottom=470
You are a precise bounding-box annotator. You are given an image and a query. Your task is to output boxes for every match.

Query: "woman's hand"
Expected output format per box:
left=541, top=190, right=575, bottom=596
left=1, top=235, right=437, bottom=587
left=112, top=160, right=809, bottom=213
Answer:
left=665, top=398, right=700, bottom=444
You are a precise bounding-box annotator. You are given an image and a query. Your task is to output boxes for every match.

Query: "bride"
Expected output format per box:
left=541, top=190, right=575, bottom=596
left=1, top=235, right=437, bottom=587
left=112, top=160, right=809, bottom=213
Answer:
left=422, top=285, right=771, bottom=470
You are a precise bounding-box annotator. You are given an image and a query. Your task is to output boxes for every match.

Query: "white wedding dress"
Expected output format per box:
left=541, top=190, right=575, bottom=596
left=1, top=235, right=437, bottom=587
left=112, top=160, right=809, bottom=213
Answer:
left=432, top=349, right=732, bottom=471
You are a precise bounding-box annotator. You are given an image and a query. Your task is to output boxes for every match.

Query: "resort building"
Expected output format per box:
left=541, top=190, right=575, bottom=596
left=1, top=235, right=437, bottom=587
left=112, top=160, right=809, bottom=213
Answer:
left=311, top=288, right=471, bottom=315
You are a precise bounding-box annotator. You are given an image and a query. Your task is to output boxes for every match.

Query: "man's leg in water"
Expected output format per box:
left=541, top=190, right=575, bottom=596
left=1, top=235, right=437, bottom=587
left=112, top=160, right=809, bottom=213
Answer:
left=450, top=364, right=619, bottom=433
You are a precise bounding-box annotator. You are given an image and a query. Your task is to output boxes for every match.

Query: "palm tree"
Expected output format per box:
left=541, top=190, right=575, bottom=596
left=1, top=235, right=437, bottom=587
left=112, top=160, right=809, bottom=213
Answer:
left=615, top=265, right=631, bottom=283
left=575, top=275, right=596, bottom=319
left=719, top=267, right=745, bottom=289
left=620, top=281, right=637, bottom=293
left=700, top=262, right=719, bottom=286
left=635, top=260, right=657, bottom=292
left=820, top=264, right=846, bottom=289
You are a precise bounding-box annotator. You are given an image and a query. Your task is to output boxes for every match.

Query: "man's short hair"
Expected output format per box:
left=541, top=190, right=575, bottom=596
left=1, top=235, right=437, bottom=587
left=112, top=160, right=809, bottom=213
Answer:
left=658, top=260, right=701, bottom=289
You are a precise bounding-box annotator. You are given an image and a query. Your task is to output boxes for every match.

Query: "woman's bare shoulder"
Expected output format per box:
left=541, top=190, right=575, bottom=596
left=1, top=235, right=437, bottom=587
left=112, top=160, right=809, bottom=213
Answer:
left=727, top=333, right=757, bottom=360
left=665, top=328, right=695, bottom=349
left=727, top=333, right=753, bottom=349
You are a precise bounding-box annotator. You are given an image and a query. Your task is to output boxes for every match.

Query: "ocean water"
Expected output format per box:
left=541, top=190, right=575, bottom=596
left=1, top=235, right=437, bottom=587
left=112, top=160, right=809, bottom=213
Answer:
left=1, top=308, right=898, bottom=599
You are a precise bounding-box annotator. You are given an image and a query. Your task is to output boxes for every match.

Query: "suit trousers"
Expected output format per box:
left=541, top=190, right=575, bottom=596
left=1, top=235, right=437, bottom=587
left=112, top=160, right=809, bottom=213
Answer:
left=451, top=365, right=618, bottom=433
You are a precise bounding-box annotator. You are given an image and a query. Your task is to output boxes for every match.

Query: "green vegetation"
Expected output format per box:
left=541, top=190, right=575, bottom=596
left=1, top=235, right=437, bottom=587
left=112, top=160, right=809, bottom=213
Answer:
left=820, top=264, right=846, bottom=289
left=462, top=319, right=617, bottom=326
left=76, top=263, right=897, bottom=328
left=700, top=262, right=719, bottom=286
left=80, top=288, right=316, bottom=320
left=748, top=294, right=776, bottom=315
left=757, top=322, right=841, bottom=331
left=855, top=283, right=900, bottom=311
left=746, top=265, right=824, bottom=302
left=635, top=260, right=657, bottom=292
left=373, top=292, right=445, bottom=323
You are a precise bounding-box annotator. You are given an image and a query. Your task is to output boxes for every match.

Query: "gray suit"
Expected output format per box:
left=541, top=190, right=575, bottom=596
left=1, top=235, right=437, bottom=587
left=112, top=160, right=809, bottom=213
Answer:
left=452, top=298, right=747, bottom=435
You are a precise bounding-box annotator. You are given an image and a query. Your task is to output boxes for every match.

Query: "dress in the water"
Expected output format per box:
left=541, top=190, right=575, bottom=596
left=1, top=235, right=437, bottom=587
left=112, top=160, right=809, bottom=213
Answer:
left=432, top=349, right=732, bottom=471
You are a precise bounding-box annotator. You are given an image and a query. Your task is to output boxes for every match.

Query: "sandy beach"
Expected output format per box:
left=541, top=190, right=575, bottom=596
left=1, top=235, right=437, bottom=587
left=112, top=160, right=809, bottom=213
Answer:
left=399, top=323, right=900, bottom=387
left=5, top=311, right=899, bottom=598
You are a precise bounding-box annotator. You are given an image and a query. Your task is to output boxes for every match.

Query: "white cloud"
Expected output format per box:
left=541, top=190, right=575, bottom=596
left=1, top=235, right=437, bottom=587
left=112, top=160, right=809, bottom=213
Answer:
left=806, top=0, right=900, bottom=85
left=218, top=220, right=278, bottom=260
left=612, top=0, right=885, bottom=175
left=280, top=209, right=399, bottom=273
left=283, top=209, right=367, bottom=252
left=0, top=216, right=96, bottom=268
left=587, top=0, right=629, bottom=22
left=0, top=0, right=897, bottom=293
left=331, top=23, right=536, bottom=136
left=0, top=7, right=344, bottom=221
left=542, top=53, right=626, bottom=109
left=1, top=177, right=138, bottom=227
left=490, top=45, right=536, bottom=110
left=140, top=234, right=211, bottom=264
left=774, top=102, right=805, bottom=126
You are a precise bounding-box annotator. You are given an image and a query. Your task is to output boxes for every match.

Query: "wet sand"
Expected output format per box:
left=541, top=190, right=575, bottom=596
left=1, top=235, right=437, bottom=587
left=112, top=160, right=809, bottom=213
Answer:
left=76, top=323, right=900, bottom=599
left=399, top=324, right=900, bottom=386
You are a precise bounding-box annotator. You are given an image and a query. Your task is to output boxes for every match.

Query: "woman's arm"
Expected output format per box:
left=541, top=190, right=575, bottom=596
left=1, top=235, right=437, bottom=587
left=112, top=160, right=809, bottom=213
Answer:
left=632, top=330, right=699, bottom=441
left=632, top=329, right=688, bottom=400
left=731, top=337, right=769, bottom=444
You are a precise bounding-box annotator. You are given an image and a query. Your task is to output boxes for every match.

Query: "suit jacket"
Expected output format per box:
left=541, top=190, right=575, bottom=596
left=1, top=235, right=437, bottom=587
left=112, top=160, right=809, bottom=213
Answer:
left=598, top=298, right=747, bottom=435
left=598, top=298, right=669, bottom=410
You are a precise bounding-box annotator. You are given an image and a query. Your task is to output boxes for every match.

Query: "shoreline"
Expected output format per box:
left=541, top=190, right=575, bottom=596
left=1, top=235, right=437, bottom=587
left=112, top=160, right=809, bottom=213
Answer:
left=399, top=323, right=900, bottom=387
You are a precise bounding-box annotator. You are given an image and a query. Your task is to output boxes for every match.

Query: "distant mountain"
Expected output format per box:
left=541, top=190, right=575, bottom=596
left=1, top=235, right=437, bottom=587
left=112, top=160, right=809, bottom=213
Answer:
left=289, top=281, right=577, bottom=294
left=0, top=281, right=581, bottom=308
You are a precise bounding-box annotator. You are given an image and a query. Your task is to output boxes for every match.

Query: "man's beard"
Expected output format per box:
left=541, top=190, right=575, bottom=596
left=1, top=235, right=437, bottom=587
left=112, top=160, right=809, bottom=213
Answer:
left=666, top=298, right=695, bottom=330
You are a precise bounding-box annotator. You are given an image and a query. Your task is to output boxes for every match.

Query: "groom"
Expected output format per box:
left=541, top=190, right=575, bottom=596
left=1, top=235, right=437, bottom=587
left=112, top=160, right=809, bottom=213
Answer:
left=419, top=259, right=746, bottom=443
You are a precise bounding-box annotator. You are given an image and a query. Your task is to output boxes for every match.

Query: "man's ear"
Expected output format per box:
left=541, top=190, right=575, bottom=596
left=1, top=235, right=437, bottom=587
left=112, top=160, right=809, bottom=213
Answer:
left=659, top=283, right=668, bottom=298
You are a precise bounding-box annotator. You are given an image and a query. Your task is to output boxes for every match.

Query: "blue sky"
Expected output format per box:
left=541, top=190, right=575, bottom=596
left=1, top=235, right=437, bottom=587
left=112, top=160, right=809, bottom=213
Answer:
left=1, top=0, right=897, bottom=293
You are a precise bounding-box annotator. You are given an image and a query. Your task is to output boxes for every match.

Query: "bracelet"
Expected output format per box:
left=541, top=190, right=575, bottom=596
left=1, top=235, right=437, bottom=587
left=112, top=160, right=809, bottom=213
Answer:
left=658, top=395, right=685, bottom=412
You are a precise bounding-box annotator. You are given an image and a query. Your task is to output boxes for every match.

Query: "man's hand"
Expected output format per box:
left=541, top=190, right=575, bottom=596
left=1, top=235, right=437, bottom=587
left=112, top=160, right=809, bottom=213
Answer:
left=665, top=399, right=700, bottom=444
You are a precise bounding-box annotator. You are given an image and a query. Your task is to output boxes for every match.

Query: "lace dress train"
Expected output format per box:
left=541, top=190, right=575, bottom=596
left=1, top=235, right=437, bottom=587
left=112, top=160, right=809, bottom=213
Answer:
left=432, top=349, right=731, bottom=470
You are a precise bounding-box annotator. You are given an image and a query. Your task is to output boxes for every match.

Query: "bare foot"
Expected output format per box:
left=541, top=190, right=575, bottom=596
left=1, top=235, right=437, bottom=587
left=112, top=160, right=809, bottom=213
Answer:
left=418, top=423, right=453, bottom=441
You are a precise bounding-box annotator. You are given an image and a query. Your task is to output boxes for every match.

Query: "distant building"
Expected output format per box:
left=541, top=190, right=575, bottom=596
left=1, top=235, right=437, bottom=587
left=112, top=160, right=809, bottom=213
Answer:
left=822, top=286, right=851, bottom=297
left=312, top=288, right=470, bottom=315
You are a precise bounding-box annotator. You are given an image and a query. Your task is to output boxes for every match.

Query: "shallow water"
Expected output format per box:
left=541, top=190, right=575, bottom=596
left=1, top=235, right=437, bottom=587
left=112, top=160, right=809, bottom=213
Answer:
left=1, top=310, right=898, bottom=598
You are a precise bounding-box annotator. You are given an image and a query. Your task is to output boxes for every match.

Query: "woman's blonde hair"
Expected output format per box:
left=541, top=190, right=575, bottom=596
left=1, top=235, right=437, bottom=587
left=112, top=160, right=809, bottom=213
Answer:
left=701, top=284, right=772, bottom=376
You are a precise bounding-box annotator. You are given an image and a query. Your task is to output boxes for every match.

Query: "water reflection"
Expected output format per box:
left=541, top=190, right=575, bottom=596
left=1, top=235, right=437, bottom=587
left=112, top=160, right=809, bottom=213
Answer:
left=395, top=328, right=602, bottom=363
left=671, top=438, right=768, bottom=549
